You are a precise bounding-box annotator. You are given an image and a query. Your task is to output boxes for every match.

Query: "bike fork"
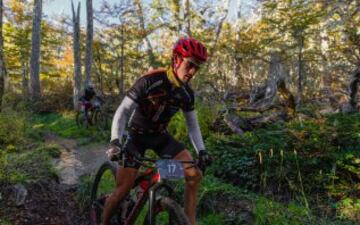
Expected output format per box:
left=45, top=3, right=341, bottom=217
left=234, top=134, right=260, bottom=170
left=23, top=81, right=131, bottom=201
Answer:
left=147, top=182, right=174, bottom=225
left=148, top=186, right=156, bottom=225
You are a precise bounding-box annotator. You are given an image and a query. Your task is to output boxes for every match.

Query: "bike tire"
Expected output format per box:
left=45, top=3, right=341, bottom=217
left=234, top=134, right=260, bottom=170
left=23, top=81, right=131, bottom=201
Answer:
left=76, top=111, right=89, bottom=128
left=90, top=161, right=118, bottom=225
left=93, top=109, right=108, bottom=131
left=143, top=197, right=190, bottom=225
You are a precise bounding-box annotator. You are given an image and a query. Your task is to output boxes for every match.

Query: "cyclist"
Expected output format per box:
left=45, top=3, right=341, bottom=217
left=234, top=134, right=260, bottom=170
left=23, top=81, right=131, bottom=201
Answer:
left=103, top=37, right=213, bottom=225
left=79, top=84, right=103, bottom=125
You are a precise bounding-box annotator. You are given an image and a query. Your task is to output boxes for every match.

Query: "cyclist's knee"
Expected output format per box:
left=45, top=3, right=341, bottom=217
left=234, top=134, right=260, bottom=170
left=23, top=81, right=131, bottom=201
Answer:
left=111, top=182, right=132, bottom=203
left=185, top=169, right=202, bottom=186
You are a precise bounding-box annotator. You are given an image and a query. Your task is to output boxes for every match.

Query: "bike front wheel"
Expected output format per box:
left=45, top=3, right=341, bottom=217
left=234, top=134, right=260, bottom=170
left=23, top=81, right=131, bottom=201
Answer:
left=143, top=197, right=190, bottom=225
left=90, top=161, right=118, bottom=225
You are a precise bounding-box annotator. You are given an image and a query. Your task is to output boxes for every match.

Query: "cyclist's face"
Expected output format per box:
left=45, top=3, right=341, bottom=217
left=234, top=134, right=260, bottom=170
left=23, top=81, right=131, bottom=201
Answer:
left=175, top=57, right=201, bottom=83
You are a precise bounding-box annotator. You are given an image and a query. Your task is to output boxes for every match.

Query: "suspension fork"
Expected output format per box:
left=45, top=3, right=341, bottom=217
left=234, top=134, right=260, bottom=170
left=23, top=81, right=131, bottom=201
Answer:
left=147, top=181, right=175, bottom=225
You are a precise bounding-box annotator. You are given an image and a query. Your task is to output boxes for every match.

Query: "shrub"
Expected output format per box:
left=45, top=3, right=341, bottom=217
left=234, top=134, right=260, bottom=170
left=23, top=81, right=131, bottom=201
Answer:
left=0, top=111, right=26, bottom=146
left=206, top=112, right=360, bottom=218
left=167, top=101, right=219, bottom=152
left=0, top=145, right=59, bottom=185
left=254, top=197, right=310, bottom=225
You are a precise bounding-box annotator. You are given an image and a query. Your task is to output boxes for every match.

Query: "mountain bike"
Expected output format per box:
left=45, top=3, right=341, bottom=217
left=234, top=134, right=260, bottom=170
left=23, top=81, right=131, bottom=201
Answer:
left=76, top=97, right=108, bottom=131
left=90, top=153, right=198, bottom=225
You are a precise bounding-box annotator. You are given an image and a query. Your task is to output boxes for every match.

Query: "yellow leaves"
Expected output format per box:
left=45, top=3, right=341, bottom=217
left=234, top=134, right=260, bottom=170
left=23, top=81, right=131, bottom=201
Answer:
left=169, top=0, right=180, bottom=13
left=7, top=0, right=31, bottom=24
left=9, top=0, right=24, bottom=15
left=290, top=130, right=306, bottom=141
left=61, top=48, right=74, bottom=69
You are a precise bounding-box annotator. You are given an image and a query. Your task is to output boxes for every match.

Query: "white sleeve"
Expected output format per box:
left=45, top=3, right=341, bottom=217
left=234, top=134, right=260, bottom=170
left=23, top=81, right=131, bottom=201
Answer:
left=111, top=96, right=138, bottom=143
left=183, top=110, right=205, bottom=154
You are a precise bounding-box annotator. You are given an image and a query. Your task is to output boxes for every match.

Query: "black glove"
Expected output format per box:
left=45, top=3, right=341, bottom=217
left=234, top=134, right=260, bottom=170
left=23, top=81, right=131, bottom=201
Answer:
left=106, top=139, right=122, bottom=161
left=198, top=150, right=212, bottom=172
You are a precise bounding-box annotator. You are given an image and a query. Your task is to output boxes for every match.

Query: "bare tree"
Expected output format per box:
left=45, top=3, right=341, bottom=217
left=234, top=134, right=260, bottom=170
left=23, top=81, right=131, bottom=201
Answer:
left=0, top=0, right=5, bottom=111
left=94, top=1, right=134, bottom=95
left=234, top=0, right=243, bottom=86
left=170, top=0, right=182, bottom=34
left=296, top=33, right=305, bottom=107
left=72, top=1, right=82, bottom=110
left=134, top=0, right=156, bottom=67
left=349, top=66, right=360, bottom=110
left=119, top=25, right=125, bottom=95
left=84, top=0, right=93, bottom=87
left=29, top=0, right=42, bottom=102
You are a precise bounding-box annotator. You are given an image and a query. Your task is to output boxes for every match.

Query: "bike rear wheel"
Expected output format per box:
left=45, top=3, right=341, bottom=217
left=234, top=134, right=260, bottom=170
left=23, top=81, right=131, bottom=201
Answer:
left=90, top=161, right=118, bottom=225
left=76, top=111, right=89, bottom=128
left=143, top=197, right=190, bottom=225
left=93, top=109, right=108, bottom=131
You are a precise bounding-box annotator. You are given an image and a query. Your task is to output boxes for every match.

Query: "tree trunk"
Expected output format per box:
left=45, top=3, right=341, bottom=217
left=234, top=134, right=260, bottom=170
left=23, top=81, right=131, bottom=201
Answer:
left=72, top=1, right=82, bottom=111
left=183, top=0, right=191, bottom=36
left=297, top=36, right=304, bottom=107
left=84, top=0, right=93, bottom=87
left=248, top=52, right=295, bottom=114
left=119, top=25, right=125, bottom=95
left=234, top=0, right=242, bottom=86
left=170, top=0, right=182, bottom=34
left=134, top=0, right=156, bottom=67
left=344, top=65, right=360, bottom=112
left=21, top=62, right=29, bottom=100
left=29, top=0, right=42, bottom=102
left=198, top=0, right=229, bottom=89
left=0, top=0, right=5, bottom=111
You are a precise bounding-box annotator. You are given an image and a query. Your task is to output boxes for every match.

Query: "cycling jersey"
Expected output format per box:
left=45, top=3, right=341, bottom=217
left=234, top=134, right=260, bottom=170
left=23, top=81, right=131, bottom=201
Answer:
left=126, top=68, right=194, bottom=132
left=111, top=68, right=206, bottom=159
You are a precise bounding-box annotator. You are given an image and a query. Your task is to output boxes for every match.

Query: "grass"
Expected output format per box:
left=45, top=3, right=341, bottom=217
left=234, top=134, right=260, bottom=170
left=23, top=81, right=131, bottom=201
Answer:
left=0, top=144, right=60, bottom=185
left=30, top=111, right=109, bottom=143
left=2, top=107, right=358, bottom=224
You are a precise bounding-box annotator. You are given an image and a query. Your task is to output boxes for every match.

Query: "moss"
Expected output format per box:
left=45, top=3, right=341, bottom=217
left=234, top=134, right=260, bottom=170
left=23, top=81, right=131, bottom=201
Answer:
left=0, top=145, right=59, bottom=185
left=30, top=112, right=108, bottom=143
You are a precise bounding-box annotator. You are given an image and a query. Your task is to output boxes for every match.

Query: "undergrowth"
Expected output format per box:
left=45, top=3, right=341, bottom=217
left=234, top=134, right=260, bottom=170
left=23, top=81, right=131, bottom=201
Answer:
left=206, top=112, right=360, bottom=222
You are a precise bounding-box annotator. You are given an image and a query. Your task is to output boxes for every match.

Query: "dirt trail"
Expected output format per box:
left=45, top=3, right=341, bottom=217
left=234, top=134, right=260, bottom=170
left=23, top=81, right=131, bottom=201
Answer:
left=45, top=133, right=108, bottom=186
left=1, top=134, right=108, bottom=225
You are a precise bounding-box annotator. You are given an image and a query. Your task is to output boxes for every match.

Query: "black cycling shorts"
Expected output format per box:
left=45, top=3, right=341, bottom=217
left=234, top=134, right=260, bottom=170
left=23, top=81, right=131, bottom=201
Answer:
left=122, top=131, right=185, bottom=169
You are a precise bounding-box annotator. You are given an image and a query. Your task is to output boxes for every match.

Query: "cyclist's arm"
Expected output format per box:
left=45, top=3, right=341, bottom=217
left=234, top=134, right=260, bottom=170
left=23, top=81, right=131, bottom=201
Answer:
left=183, top=110, right=205, bottom=154
left=111, top=96, right=138, bottom=143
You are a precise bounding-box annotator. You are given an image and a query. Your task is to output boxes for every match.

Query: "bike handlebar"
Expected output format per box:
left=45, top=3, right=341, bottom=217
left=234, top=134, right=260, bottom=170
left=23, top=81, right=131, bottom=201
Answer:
left=112, top=145, right=207, bottom=173
left=137, top=156, right=196, bottom=164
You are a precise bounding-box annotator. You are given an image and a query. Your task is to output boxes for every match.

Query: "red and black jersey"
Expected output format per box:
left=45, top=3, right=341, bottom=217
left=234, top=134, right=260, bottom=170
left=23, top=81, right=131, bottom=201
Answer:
left=126, top=69, right=194, bottom=131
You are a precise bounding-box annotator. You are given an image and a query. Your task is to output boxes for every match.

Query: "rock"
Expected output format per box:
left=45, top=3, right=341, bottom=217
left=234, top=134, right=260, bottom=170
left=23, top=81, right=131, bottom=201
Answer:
left=12, top=184, right=28, bottom=206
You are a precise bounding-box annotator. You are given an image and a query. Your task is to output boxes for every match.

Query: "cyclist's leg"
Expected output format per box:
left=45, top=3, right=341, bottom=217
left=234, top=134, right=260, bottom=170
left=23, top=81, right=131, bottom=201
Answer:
left=154, top=133, right=201, bottom=225
left=101, top=167, right=138, bottom=225
left=173, top=149, right=202, bottom=225
left=102, top=132, right=145, bottom=225
left=84, top=101, right=91, bottom=124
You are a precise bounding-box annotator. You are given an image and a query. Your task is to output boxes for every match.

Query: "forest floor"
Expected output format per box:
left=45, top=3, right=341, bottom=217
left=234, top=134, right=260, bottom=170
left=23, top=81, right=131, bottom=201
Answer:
left=4, top=109, right=358, bottom=224
left=0, top=133, right=108, bottom=225
left=1, top=132, right=255, bottom=225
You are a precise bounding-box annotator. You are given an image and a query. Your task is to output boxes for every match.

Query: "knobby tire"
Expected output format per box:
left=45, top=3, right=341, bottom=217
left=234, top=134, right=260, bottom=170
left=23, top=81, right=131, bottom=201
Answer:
left=143, top=197, right=190, bottom=225
left=90, top=161, right=118, bottom=225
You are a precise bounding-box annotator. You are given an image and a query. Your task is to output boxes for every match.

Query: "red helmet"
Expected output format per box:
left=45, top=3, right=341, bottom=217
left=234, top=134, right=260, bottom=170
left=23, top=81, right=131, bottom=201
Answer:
left=173, top=37, right=208, bottom=63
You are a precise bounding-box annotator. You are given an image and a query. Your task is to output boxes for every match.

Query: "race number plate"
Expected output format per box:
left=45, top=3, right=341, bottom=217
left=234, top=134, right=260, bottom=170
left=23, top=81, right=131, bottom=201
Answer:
left=156, top=160, right=184, bottom=180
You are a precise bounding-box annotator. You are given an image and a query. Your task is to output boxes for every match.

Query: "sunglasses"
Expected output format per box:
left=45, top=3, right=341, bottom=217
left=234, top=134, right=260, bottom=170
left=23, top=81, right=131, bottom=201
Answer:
left=183, top=58, right=202, bottom=71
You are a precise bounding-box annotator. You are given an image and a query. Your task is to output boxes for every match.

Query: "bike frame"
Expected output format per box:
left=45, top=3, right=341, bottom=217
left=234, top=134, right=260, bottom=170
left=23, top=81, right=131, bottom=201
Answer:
left=122, top=168, right=176, bottom=225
